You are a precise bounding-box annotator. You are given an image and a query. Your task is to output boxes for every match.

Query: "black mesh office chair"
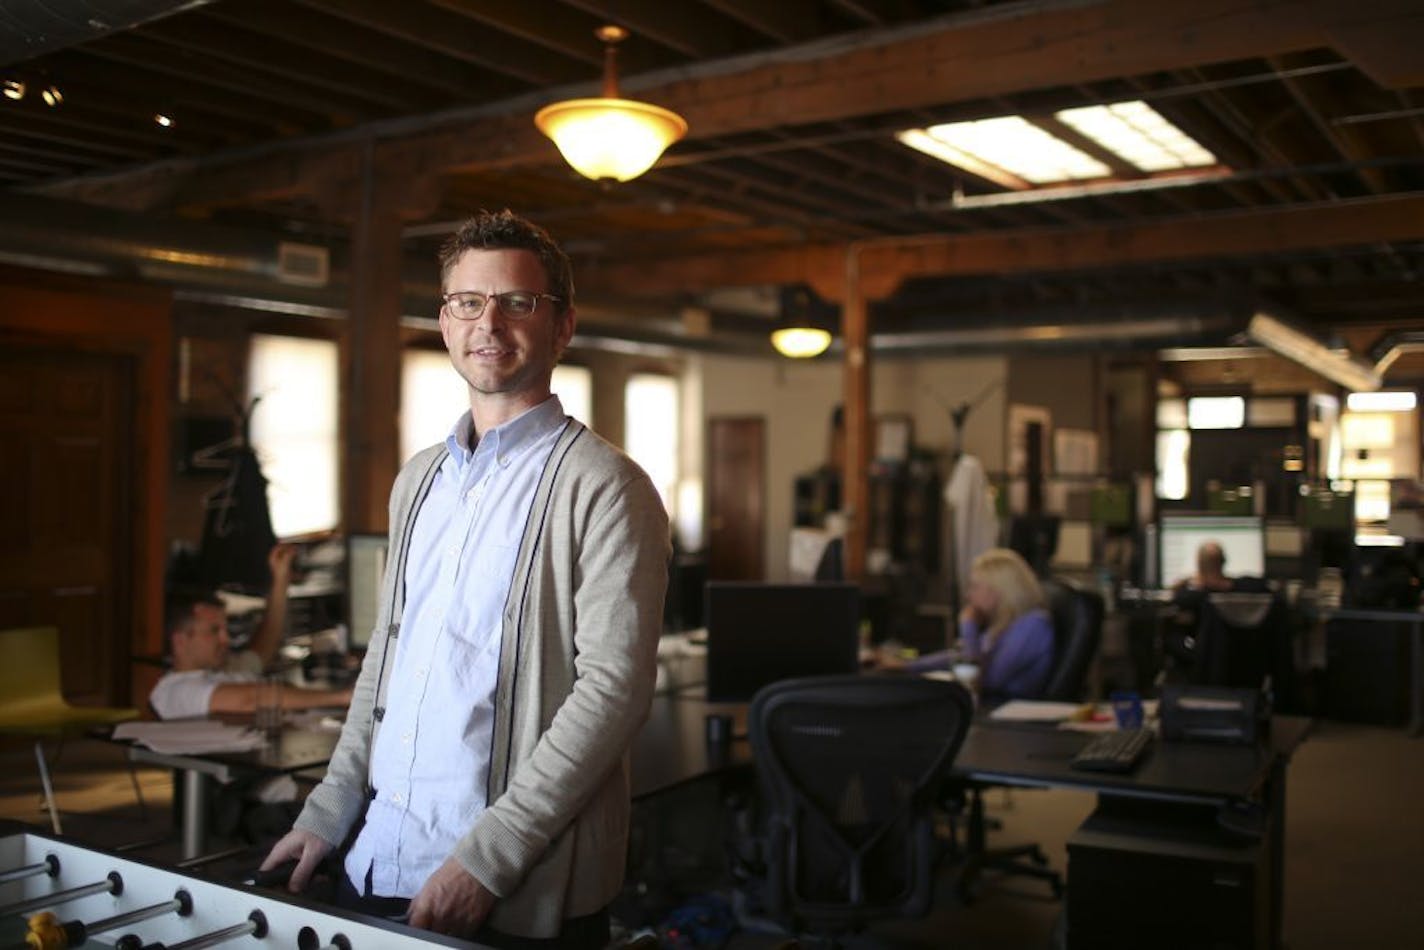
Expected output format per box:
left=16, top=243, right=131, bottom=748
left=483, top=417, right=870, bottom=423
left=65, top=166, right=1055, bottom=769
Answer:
left=956, top=579, right=1103, bottom=901
left=747, top=674, right=974, bottom=943
left=1194, top=592, right=1291, bottom=704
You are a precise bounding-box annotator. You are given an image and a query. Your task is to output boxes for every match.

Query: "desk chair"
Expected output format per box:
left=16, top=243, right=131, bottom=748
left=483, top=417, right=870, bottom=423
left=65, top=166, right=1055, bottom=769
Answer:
left=957, top=580, right=1103, bottom=901
left=0, top=626, right=142, bottom=834
left=1195, top=592, right=1291, bottom=705
left=747, top=674, right=973, bottom=943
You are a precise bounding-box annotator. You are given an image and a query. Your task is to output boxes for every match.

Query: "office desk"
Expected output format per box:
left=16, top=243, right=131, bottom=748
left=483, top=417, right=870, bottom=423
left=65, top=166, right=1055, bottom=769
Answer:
left=1313, top=606, right=1424, bottom=735
left=631, top=692, right=1309, bottom=949
left=960, top=717, right=1309, bottom=950
left=123, top=727, right=339, bottom=860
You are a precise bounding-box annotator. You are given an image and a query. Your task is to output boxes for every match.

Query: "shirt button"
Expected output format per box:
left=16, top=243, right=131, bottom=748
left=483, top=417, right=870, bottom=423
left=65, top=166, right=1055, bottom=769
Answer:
left=402, top=732, right=412, bottom=743
left=391, top=792, right=403, bottom=804
left=447, top=545, right=458, bottom=558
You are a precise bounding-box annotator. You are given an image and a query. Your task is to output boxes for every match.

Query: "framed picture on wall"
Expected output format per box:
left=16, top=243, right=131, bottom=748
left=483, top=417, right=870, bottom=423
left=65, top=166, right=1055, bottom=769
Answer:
left=875, top=414, right=913, bottom=463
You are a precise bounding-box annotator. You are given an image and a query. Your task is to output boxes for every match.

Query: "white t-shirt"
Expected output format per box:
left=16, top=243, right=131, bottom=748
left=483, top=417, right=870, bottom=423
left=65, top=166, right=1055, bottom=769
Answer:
left=150, top=651, right=264, bottom=719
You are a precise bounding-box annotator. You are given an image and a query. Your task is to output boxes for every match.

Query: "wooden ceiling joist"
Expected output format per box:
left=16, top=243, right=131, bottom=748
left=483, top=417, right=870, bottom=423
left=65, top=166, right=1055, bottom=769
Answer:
left=40, top=0, right=1419, bottom=213
left=583, top=192, right=1424, bottom=301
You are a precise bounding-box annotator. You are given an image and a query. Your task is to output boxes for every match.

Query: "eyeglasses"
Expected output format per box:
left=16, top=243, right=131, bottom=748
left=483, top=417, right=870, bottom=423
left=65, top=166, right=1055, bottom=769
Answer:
left=442, top=290, right=561, bottom=321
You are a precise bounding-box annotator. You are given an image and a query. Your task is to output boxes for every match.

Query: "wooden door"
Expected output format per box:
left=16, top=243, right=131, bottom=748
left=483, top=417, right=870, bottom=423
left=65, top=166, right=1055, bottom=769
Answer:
left=706, top=416, right=764, bottom=580
left=0, top=348, right=134, bottom=705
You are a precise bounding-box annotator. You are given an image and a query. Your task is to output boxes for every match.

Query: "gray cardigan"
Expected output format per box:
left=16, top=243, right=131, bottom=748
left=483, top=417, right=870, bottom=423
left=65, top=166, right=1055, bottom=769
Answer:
left=295, top=419, right=670, bottom=937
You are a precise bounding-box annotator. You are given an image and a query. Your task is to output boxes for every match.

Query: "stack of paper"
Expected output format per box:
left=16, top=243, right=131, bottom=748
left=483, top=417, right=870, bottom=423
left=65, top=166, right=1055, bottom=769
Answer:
left=113, top=720, right=266, bottom=754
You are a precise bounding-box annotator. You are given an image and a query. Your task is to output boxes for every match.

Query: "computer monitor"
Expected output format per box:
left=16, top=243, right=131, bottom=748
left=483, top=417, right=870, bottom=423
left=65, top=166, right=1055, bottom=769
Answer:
left=1158, top=515, right=1266, bottom=589
left=704, top=582, right=861, bottom=702
left=346, top=534, right=388, bottom=651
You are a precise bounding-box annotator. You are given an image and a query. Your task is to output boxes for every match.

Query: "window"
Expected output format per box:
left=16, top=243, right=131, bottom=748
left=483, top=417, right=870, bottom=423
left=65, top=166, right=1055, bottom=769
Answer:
left=248, top=334, right=340, bottom=536
left=401, top=349, right=468, bottom=463
left=400, top=352, right=594, bottom=463
left=624, top=373, right=679, bottom=511
left=1187, top=396, right=1244, bottom=429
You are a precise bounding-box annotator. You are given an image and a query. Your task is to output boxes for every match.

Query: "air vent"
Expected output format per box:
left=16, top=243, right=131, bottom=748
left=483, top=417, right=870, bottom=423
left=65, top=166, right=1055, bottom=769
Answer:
left=277, top=242, right=329, bottom=287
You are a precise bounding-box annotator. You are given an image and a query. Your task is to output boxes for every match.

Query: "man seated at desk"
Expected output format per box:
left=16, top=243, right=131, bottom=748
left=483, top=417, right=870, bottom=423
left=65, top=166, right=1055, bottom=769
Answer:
left=152, top=544, right=353, bottom=720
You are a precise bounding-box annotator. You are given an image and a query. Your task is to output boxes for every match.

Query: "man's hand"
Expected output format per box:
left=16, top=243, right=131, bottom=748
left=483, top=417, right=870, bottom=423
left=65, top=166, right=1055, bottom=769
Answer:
left=259, top=829, right=332, bottom=894
left=407, top=857, right=496, bottom=938
left=268, top=542, right=298, bottom=581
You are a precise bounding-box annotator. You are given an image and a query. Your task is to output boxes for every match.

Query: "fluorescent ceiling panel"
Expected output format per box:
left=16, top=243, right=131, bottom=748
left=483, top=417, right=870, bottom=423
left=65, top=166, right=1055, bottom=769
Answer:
left=1055, top=100, right=1216, bottom=172
left=897, top=117, right=1109, bottom=187
left=898, top=100, right=1218, bottom=187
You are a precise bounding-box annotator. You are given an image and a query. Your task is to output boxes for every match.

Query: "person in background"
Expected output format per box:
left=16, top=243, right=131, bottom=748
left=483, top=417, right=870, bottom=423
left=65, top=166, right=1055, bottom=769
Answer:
left=1172, top=541, right=1236, bottom=594
left=260, top=210, right=670, bottom=948
left=152, top=544, right=352, bottom=719
left=899, top=547, right=1055, bottom=703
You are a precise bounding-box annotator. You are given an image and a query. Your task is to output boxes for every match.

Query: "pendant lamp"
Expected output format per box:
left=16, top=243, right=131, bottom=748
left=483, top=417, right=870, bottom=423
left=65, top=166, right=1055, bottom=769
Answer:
left=535, top=26, right=687, bottom=183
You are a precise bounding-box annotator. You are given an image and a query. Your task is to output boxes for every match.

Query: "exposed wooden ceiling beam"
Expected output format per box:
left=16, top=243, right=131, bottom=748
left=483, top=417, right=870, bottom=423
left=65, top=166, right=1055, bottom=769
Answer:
left=584, top=192, right=1424, bottom=301
left=37, top=0, right=1418, bottom=214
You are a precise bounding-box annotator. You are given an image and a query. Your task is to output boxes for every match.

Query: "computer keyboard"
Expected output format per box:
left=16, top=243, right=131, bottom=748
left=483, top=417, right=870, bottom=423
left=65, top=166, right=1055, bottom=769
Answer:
left=1071, top=727, right=1155, bottom=773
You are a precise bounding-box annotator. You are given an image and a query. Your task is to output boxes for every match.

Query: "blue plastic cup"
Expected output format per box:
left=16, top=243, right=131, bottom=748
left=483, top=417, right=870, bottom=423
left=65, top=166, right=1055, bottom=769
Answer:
left=1110, top=690, right=1144, bottom=729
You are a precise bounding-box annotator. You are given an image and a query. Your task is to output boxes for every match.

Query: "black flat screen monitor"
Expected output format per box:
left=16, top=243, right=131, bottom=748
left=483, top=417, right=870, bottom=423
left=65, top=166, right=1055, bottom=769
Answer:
left=704, top=582, right=861, bottom=702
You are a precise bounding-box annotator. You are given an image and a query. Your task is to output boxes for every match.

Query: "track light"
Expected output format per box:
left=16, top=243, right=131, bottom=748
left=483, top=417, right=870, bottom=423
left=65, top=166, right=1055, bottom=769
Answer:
left=2, top=79, right=24, bottom=101
left=40, top=85, right=63, bottom=107
left=154, top=113, right=175, bottom=128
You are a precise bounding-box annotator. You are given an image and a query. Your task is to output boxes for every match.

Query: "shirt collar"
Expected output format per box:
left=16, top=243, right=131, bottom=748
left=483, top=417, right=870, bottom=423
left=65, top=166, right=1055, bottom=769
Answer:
left=444, top=396, right=567, bottom=467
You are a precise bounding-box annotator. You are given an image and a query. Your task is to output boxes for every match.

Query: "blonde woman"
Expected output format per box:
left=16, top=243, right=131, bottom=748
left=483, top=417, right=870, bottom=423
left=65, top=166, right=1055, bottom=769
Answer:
left=907, top=548, right=1054, bottom=702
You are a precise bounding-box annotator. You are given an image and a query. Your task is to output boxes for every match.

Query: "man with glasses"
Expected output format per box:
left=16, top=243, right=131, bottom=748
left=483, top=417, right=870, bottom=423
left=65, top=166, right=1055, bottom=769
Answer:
left=261, top=210, right=670, bottom=949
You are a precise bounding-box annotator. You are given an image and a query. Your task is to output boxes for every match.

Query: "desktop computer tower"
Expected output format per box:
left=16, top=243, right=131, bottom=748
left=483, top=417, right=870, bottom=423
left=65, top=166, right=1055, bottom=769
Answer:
left=1066, top=798, right=1268, bottom=950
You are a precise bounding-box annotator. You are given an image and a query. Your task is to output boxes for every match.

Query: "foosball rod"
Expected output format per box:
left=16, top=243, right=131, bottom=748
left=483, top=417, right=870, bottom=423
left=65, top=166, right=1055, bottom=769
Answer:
left=115, top=910, right=267, bottom=950
left=0, top=873, right=122, bottom=919
left=0, top=856, right=59, bottom=886
left=22, top=891, right=191, bottom=950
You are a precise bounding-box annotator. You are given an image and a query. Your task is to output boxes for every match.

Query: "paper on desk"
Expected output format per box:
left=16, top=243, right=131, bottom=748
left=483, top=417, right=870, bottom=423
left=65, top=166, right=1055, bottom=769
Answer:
left=112, top=720, right=266, bottom=754
left=988, top=700, right=1087, bottom=722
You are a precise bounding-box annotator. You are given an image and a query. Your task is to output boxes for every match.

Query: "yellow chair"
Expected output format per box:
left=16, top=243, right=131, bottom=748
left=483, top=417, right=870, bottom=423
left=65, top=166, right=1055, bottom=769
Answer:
left=0, top=626, right=141, bottom=834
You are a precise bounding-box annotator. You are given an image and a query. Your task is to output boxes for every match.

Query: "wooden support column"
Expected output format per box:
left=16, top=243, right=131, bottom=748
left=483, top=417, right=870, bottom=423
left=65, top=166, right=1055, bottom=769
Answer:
left=344, top=144, right=405, bottom=535
left=841, top=247, right=871, bottom=580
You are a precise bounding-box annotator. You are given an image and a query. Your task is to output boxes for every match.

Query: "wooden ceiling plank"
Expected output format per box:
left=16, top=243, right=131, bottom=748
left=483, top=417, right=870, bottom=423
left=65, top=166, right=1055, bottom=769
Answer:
left=699, top=0, right=827, bottom=44
left=78, top=36, right=374, bottom=125
left=41, top=0, right=1400, bottom=211
left=138, top=11, right=438, bottom=113
left=424, top=0, right=605, bottom=66
left=556, top=0, right=749, bottom=58
left=1270, top=52, right=1391, bottom=194
left=200, top=0, right=525, bottom=103
left=585, top=192, right=1424, bottom=299
left=47, top=50, right=316, bottom=134
left=289, top=0, right=589, bottom=87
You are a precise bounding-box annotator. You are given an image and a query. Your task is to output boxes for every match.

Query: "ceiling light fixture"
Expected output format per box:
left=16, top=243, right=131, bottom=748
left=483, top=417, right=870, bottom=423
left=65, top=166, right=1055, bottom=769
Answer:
left=154, top=112, right=174, bottom=128
left=40, top=85, right=62, bottom=107
left=535, top=25, right=687, bottom=183
left=771, top=287, right=833, bottom=358
left=2, top=79, right=24, bottom=101
left=1247, top=312, right=1382, bottom=392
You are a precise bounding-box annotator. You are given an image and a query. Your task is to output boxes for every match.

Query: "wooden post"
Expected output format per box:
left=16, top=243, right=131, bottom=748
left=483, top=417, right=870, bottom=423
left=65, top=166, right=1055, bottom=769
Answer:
left=344, top=143, right=404, bottom=535
left=842, top=246, right=871, bottom=580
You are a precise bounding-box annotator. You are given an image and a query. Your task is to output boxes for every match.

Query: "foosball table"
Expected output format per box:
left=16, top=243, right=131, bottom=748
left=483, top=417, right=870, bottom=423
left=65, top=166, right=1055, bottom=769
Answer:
left=0, top=827, right=488, bottom=949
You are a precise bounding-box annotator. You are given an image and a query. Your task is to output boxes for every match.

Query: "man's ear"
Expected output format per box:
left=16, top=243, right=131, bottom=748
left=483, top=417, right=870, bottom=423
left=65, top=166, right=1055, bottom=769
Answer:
left=554, top=304, right=578, bottom=355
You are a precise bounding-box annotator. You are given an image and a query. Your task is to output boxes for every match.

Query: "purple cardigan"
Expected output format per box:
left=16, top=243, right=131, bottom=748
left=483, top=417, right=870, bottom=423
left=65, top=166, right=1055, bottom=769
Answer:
left=906, top=607, right=1055, bottom=701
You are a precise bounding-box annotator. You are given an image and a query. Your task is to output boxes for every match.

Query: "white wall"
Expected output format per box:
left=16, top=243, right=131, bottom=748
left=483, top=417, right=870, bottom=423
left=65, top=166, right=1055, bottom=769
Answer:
left=695, top=351, right=1010, bottom=580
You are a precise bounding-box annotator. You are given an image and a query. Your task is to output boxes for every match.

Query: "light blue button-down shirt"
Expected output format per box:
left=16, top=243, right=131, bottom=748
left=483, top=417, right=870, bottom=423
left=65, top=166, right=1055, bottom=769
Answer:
left=345, top=397, right=568, bottom=897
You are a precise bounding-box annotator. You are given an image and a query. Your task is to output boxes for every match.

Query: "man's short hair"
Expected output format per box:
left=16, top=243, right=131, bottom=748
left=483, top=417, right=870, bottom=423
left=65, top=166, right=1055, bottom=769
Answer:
left=438, top=210, right=574, bottom=315
left=164, top=589, right=224, bottom=654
